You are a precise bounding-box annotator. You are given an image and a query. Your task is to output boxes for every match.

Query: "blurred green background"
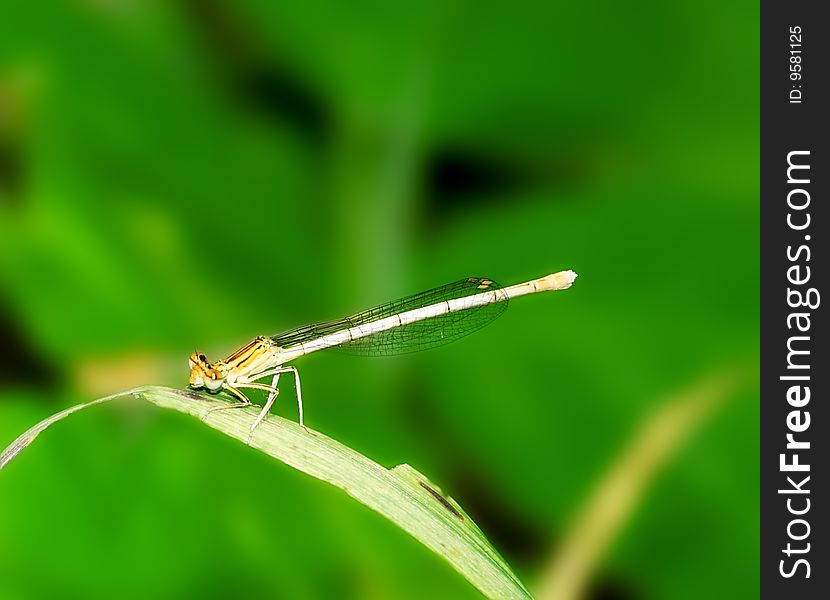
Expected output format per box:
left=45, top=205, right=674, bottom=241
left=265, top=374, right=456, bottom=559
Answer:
left=0, top=1, right=757, bottom=599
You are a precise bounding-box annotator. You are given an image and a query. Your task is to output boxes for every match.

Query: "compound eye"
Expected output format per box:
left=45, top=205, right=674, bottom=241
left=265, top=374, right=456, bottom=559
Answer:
left=199, top=354, right=207, bottom=362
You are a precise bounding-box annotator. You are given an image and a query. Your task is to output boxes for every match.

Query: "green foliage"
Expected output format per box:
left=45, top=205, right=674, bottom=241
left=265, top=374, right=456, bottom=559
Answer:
left=2, top=387, right=531, bottom=599
left=0, top=0, right=757, bottom=598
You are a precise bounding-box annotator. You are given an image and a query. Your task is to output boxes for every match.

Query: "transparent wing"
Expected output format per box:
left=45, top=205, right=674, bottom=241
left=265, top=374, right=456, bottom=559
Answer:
left=271, top=277, right=508, bottom=356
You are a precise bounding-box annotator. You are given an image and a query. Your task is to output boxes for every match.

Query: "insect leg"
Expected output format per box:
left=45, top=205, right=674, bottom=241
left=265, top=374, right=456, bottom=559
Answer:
left=202, top=385, right=253, bottom=421
left=234, top=381, right=281, bottom=432
left=246, top=366, right=304, bottom=430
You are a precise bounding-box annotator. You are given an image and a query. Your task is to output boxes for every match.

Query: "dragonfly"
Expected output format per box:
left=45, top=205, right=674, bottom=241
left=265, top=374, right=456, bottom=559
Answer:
left=188, top=270, right=577, bottom=431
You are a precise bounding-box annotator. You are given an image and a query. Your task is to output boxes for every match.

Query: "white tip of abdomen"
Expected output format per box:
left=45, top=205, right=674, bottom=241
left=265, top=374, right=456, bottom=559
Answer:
left=537, top=270, right=578, bottom=291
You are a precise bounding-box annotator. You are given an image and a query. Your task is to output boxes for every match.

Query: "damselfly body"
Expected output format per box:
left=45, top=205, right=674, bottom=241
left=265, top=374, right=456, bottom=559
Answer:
left=188, top=270, right=577, bottom=431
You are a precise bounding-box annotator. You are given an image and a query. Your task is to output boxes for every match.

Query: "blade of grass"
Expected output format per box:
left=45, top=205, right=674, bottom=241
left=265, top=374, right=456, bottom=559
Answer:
left=535, top=365, right=754, bottom=600
left=1, top=385, right=532, bottom=600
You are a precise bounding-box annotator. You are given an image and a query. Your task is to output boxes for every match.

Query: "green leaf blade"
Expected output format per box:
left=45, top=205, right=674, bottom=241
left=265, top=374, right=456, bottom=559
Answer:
left=2, top=386, right=532, bottom=600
